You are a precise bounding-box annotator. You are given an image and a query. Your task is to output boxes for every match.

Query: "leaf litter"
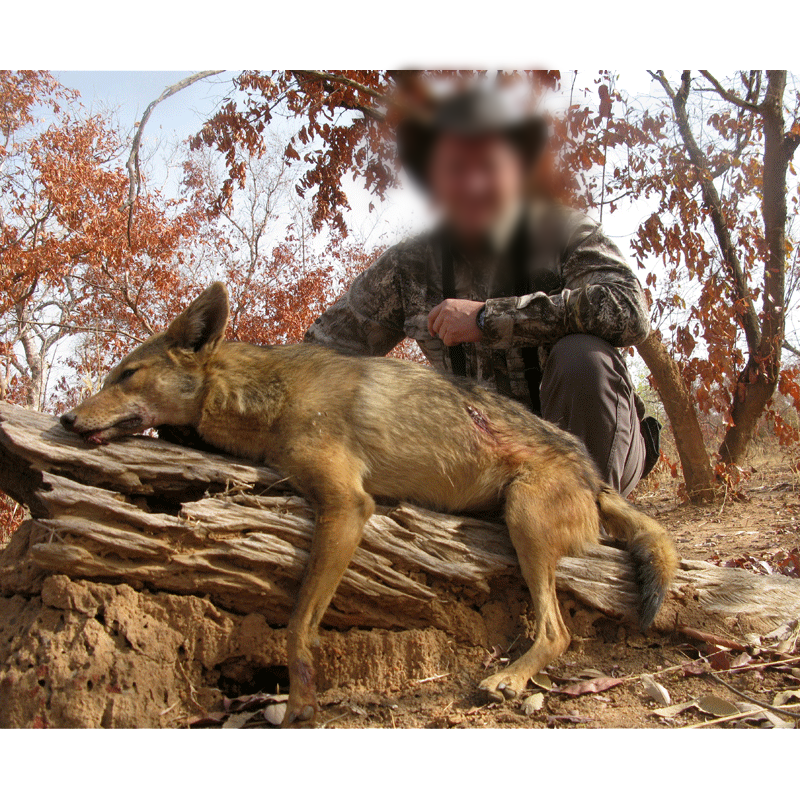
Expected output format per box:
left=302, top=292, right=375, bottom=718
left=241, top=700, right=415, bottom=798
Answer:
left=186, top=692, right=289, bottom=729
left=641, top=674, right=671, bottom=706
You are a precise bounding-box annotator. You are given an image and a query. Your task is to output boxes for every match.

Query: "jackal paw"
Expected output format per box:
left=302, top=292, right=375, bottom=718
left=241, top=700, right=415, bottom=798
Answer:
left=479, top=671, right=529, bottom=702
left=282, top=685, right=318, bottom=727
left=282, top=702, right=316, bottom=728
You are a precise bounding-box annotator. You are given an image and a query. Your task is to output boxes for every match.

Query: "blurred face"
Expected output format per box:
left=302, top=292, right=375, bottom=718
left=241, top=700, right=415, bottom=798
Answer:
left=427, top=133, right=525, bottom=243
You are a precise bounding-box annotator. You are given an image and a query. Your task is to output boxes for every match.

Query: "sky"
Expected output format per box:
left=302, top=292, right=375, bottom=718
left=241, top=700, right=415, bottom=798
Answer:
left=56, top=71, right=234, bottom=138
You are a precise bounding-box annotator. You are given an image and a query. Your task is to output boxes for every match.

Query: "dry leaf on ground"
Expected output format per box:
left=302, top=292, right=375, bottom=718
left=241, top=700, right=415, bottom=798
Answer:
left=264, top=703, right=287, bottom=726
left=695, top=695, right=740, bottom=717
left=530, top=673, right=553, bottom=691
left=222, top=711, right=255, bottom=729
left=521, top=693, right=545, bottom=715
left=641, top=674, right=671, bottom=706
left=557, top=676, right=623, bottom=696
left=652, top=700, right=696, bottom=718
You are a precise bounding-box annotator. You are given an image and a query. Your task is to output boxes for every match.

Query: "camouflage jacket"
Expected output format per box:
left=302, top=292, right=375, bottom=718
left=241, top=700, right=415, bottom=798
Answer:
left=305, top=202, right=650, bottom=410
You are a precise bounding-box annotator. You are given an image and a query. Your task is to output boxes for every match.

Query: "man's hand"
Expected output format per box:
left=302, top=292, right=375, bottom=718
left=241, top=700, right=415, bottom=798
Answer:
left=427, top=299, right=485, bottom=346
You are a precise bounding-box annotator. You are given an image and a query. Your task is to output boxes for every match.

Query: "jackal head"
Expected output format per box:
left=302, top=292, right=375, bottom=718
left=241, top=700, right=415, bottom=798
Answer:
left=61, top=283, right=229, bottom=443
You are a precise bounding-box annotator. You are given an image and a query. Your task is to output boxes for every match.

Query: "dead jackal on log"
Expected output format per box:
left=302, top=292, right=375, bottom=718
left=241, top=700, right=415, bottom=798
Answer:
left=62, top=283, right=677, bottom=726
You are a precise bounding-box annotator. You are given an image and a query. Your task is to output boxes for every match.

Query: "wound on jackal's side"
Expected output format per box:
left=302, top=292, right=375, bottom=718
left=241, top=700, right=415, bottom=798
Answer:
left=466, top=404, right=493, bottom=436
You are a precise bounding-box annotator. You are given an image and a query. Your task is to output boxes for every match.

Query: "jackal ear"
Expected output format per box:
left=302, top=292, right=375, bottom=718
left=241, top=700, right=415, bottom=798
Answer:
left=166, top=283, right=229, bottom=353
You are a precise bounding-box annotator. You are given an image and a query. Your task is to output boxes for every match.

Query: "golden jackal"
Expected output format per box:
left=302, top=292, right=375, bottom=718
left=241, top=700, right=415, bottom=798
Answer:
left=62, top=283, right=677, bottom=726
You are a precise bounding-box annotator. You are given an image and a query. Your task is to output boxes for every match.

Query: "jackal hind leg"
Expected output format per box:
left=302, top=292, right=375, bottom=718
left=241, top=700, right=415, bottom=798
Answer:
left=283, top=457, right=374, bottom=727
left=480, top=478, right=589, bottom=702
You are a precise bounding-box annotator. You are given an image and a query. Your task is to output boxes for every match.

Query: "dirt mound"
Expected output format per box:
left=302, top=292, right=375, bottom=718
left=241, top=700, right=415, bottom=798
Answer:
left=0, top=574, right=468, bottom=728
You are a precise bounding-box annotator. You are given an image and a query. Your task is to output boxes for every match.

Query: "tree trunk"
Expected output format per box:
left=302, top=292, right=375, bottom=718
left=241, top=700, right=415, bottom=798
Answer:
left=3, top=401, right=799, bottom=642
left=653, top=71, right=791, bottom=468
left=718, top=372, right=777, bottom=465
left=637, top=334, right=717, bottom=503
left=719, top=71, right=789, bottom=465
left=17, top=325, right=43, bottom=411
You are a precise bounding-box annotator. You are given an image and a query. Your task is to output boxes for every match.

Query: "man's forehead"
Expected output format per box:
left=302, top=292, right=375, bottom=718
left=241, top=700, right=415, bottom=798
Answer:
left=431, top=131, right=522, bottom=158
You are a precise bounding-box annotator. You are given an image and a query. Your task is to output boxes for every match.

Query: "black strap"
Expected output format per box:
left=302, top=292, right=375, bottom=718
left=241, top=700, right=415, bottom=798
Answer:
left=441, top=239, right=468, bottom=378
left=510, top=223, right=543, bottom=416
left=640, top=416, right=662, bottom=479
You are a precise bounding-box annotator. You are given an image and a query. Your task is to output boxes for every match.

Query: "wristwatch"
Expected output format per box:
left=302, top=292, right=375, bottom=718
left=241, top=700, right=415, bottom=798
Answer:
left=476, top=304, right=488, bottom=332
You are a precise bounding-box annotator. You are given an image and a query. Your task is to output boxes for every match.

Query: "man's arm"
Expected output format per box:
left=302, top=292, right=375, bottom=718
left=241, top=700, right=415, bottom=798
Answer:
left=480, top=214, right=651, bottom=350
left=304, top=245, right=407, bottom=356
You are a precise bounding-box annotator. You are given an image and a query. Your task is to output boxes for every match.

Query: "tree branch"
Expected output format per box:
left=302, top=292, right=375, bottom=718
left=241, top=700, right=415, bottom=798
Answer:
left=22, top=321, right=147, bottom=344
left=290, top=71, right=413, bottom=122
left=648, top=70, right=675, bottom=101
left=122, top=71, right=224, bottom=246
left=782, top=340, right=800, bottom=358
left=700, top=71, right=762, bottom=113
left=292, top=70, right=389, bottom=105
left=660, top=70, right=762, bottom=356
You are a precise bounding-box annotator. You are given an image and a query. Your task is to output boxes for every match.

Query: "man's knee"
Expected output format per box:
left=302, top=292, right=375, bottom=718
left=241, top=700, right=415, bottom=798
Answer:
left=544, top=334, right=618, bottom=391
left=540, top=334, right=644, bottom=496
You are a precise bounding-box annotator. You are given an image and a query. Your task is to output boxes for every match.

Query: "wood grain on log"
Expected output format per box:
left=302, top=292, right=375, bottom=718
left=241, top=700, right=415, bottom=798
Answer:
left=1, top=400, right=799, bottom=645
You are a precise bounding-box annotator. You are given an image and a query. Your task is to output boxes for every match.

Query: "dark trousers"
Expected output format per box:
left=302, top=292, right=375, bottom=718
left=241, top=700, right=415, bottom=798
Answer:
left=540, top=334, right=646, bottom=497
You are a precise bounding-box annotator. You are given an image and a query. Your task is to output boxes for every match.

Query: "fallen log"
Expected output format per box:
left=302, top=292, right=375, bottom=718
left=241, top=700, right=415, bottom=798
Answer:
left=1, top=400, right=799, bottom=646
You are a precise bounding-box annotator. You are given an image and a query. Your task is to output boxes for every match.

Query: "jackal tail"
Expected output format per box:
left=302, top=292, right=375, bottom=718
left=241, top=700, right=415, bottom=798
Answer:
left=596, top=486, right=678, bottom=630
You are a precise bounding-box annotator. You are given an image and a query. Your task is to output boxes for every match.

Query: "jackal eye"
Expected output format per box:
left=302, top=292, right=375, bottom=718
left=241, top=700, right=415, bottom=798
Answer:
left=118, top=368, right=138, bottom=382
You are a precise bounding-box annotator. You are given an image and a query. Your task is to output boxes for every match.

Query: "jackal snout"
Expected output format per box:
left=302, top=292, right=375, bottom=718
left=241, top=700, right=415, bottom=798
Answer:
left=59, top=410, right=77, bottom=430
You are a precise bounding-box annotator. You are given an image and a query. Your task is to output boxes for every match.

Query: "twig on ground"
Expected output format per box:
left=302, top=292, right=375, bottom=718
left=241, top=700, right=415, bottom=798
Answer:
left=620, top=652, right=713, bottom=684
left=676, top=625, right=748, bottom=650
left=414, top=673, right=451, bottom=684
left=159, top=700, right=180, bottom=717
left=619, top=650, right=800, bottom=691
left=176, top=660, right=207, bottom=714
left=718, top=653, right=800, bottom=674
left=320, top=712, right=349, bottom=729
left=706, top=671, right=800, bottom=719
left=683, top=709, right=765, bottom=729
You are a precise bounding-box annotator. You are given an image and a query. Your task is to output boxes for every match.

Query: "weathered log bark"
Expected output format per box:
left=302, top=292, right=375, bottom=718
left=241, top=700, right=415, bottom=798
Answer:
left=2, top=400, right=799, bottom=644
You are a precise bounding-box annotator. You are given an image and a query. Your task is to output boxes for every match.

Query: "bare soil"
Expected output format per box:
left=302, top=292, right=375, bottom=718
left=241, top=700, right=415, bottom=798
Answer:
left=1, top=460, right=798, bottom=729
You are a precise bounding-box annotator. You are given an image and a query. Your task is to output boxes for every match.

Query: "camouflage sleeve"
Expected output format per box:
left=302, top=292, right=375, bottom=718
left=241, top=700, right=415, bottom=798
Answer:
left=304, top=245, right=406, bottom=356
left=481, top=215, right=650, bottom=349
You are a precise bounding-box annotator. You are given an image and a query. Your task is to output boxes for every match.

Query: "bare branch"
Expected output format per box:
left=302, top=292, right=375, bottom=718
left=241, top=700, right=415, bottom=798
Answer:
left=700, top=71, right=762, bottom=113
left=122, top=71, right=224, bottom=245
left=24, top=321, right=147, bottom=344
left=292, top=70, right=389, bottom=105
left=710, top=125, right=752, bottom=179
left=663, top=70, right=762, bottom=355
left=648, top=70, right=676, bottom=101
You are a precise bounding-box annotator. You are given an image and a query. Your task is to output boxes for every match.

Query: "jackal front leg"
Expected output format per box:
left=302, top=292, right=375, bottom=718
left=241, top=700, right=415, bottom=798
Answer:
left=283, top=471, right=374, bottom=727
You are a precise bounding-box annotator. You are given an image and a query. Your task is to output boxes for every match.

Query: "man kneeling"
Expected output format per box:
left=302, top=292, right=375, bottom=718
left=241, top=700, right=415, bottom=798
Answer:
left=306, top=87, right=659, bottom=496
